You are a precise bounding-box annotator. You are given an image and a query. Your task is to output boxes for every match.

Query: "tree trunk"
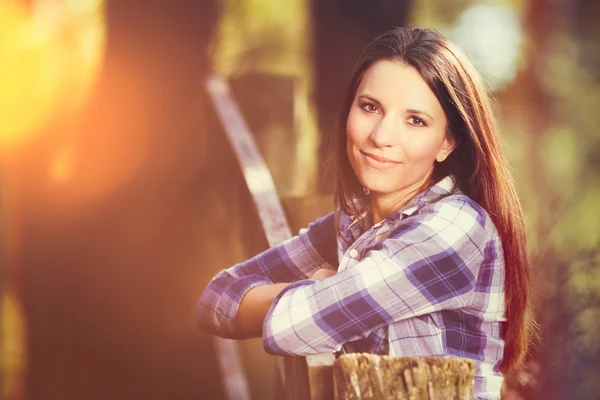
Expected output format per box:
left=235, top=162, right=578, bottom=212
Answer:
left=333, top=354, right=476, bottom=400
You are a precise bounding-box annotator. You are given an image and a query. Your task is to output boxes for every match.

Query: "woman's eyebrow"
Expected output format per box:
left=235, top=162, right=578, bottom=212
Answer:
left=357, top=94, right=383, bottom=109
left=406, top=109, right=434, bottom=121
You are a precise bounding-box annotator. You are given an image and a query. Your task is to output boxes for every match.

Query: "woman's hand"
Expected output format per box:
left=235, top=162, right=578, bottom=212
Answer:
left=310, top=268, right=337, bottom=281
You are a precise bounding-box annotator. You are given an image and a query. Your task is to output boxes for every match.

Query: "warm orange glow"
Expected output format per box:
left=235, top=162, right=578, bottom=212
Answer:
left=1, top=290, right=27, bottom=400
left=49, top=143, right=75, bottom=182
left=0, top=0, right=106, bottom=158
left=1, top=2, right=106, bottom=398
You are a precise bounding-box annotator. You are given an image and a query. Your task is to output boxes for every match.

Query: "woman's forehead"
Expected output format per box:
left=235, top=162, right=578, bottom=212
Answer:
left=357, top=59, right=443, bottom=114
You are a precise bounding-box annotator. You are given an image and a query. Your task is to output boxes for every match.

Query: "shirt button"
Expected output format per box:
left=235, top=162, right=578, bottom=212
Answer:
left=349, top=249, right=358, bottom=258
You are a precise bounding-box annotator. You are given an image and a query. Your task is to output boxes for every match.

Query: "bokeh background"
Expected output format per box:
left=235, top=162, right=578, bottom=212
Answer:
left=1, top=0, right=599, bottom=399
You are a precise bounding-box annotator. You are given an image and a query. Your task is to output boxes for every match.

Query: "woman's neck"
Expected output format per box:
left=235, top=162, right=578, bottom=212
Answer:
left=369, top=174, right=433, bottom=224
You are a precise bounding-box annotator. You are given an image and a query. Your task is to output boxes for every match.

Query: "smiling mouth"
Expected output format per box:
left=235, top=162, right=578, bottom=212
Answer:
left=361, top=151, right=401, bottom=169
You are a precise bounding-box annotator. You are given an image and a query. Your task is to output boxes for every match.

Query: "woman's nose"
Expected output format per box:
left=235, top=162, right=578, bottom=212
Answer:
left=369, top=116, right=397, bottom=148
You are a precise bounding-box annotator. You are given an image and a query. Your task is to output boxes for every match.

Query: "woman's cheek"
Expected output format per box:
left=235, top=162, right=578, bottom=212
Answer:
left=347, top=109, right=372, bottom=141
left=400, top=135, right=437, bottom=163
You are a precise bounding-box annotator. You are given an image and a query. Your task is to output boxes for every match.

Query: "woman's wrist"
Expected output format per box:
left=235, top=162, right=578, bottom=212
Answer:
left=236, top=283, right=290, bottom=335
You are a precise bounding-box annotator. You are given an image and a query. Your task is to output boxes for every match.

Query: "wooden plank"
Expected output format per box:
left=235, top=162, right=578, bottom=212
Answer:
left=213, top=338, right=252, bottom=400
left=206, top=75, right=332, bottom=400
left=307, top=353, right=335, bottom=400
left=205, top=75, right=263, bottom=400
left=205, top=76, right=292, bottom=248
left=206, top=75, right=294, bottom=399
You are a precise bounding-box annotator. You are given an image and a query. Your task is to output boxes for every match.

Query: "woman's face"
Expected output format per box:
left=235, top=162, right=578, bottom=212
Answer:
left=346, top=59, right=454, bottom=198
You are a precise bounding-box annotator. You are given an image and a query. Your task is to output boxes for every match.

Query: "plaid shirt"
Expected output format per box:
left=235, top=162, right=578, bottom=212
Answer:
left=198, top=176, right=505, bottom=399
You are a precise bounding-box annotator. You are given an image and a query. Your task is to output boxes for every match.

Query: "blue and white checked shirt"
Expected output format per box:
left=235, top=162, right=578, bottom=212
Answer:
left=198, top=176, right=505, bottom=399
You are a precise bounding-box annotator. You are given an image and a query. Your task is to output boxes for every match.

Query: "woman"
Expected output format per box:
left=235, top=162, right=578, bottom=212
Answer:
left=197, top=27, right=534, bottom=399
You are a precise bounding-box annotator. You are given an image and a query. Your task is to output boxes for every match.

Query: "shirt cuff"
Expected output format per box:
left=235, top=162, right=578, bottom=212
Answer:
left=200, top=274, right=274, bottom=339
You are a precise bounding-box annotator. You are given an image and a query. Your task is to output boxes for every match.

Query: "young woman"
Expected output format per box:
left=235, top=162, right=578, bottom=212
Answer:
left=197, top=27, right=534, bottom=399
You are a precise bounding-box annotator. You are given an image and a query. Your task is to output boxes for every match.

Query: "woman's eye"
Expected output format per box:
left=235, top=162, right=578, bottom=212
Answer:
left=408, top=116, right=426, bottom=127
left=360, top=102, right=379, bottom=114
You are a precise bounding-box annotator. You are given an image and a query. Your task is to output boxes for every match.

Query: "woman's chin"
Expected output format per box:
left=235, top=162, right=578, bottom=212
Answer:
left=360, top=180, right=399, bottom=196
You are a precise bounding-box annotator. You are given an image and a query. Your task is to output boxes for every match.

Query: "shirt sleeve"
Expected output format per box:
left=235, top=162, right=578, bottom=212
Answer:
left=262, top=198, right=497, bottom=355
left=197, top=212, right=337, bottom=339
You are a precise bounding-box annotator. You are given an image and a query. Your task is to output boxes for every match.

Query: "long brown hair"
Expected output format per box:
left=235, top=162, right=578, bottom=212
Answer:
left=329, top=27, right=534, bottom=373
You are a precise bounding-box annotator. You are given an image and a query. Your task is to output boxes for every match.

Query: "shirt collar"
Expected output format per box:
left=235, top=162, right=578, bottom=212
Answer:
left=387, top=175, right=459, bottom=223
left=343, top=175, right=460, bottom=235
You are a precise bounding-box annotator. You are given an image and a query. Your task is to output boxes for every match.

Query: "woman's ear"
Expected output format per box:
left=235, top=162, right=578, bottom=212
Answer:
left=435, top=136, right=457, bottom=163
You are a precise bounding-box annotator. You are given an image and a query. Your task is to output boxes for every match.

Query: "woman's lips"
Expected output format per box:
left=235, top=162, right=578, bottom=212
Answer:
left=362, top=151, right=401, bottom=170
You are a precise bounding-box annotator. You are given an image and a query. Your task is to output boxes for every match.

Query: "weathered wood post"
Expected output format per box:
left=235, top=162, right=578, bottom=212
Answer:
left=298, top=353, right=476, bottom=400
left=333, top=354, right=476, bottom=400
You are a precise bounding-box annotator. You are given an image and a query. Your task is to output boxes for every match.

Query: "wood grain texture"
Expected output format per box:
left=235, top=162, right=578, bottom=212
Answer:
left=333, top=354, right=475, bottom=400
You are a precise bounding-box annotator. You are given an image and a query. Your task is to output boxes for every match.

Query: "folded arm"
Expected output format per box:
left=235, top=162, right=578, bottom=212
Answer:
left=197, top=212, right=337, bottom=339
left=262, top=198, right=498, bottom=355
